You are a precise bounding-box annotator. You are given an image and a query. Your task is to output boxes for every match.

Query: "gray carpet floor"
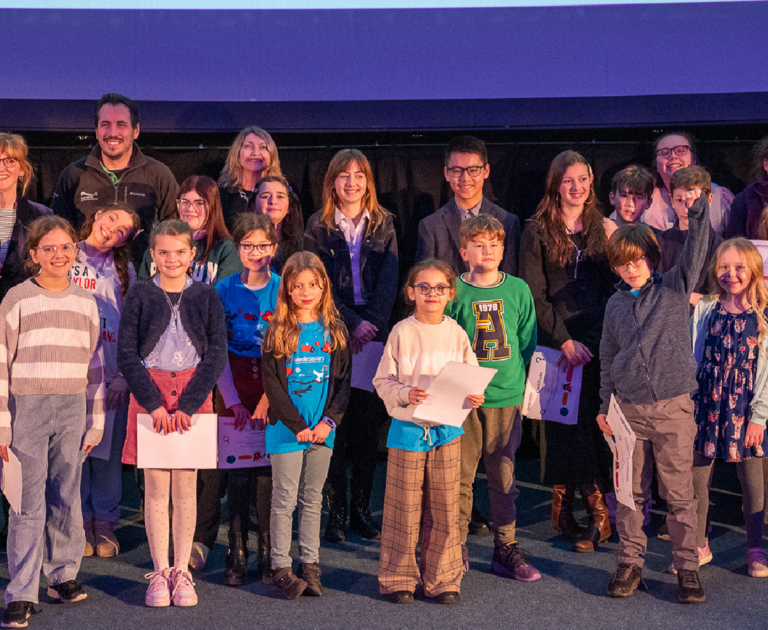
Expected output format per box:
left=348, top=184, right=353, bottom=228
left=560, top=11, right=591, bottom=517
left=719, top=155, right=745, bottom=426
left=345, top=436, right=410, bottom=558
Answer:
left=1, top=457, right=767, bottom=629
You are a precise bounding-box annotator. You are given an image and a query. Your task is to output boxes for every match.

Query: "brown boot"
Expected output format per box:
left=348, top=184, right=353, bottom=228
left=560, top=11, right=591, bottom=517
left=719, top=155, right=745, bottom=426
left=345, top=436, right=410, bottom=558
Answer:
left=574, top=484, right=612, bottom=553
left=258, top=531, right=274, bottom=585
left=552, top=485, right=584, bottom=542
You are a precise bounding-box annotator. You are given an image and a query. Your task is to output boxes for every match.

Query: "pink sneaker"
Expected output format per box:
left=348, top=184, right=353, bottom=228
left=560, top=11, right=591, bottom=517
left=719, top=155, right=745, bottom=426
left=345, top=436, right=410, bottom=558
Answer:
left=747, top=548, right=768, bottom=578
left=171, top=568, right=198, bottom=606
left=144, top=569, right=172, bottom=607
left=668, top=541, right=712, bottom=574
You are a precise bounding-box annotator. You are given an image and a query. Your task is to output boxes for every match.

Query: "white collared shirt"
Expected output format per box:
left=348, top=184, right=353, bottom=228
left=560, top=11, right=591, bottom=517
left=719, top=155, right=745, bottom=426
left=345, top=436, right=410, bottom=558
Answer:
left=457, top=198, right=483, bottom=222
left=335, top=207, right=370, bottom=306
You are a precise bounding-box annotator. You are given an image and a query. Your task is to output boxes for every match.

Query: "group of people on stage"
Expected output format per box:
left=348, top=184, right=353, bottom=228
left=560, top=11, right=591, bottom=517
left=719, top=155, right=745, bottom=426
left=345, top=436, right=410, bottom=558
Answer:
left=1, top=91, right=768, bottom=626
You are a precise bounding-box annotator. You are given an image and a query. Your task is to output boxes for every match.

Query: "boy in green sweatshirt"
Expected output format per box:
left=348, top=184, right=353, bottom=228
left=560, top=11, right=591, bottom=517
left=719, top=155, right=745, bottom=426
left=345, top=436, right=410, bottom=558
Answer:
left=446, top=214, right=539, bottom=581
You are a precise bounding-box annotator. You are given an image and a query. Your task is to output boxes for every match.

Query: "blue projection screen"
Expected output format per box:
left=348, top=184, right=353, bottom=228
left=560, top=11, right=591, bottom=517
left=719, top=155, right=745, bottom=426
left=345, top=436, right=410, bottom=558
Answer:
left=2, top=2, right=767, bottom=130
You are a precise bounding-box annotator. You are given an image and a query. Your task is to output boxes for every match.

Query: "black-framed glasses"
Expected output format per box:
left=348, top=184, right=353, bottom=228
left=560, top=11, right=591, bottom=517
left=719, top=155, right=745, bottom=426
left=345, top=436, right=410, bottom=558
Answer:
left=655, top=145, right=691, bottom=159
left=0, top=157, right=18, bottom=169
left=413, top=283, right=451, bottom=296
left=177, top=199, right=208, bottom=212
left=239, top=243, right=275, bottom=254
left=36, top=243, right=77, bottom=256
left=446, top=165, right=486, bottom=178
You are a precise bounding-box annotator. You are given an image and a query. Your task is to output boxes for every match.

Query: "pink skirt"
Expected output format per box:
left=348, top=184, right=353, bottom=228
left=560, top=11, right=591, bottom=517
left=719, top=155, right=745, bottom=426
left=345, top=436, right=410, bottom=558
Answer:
left=122, top=367, right=214, bottom=465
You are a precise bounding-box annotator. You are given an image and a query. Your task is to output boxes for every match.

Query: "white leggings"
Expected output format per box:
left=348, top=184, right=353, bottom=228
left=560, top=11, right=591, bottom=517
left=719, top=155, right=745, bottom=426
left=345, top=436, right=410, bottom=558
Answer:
left=144, top=469, right=197, bottom=572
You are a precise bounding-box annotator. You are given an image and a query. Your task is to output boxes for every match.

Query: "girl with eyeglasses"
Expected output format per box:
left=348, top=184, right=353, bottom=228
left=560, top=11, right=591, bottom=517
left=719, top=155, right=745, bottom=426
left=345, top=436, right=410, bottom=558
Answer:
left=139, top=176, right=242, bottom=287
left=373, top=258, right=484, bottom=605
left=304, top=149, right=398, bottom=543
left=644, top=132, right=734, bottom=236
left=0, top=216, right=105, bottom=626
left=519, top=150, right=617, bottom=554
left=215, top=213, right=281, bottom=587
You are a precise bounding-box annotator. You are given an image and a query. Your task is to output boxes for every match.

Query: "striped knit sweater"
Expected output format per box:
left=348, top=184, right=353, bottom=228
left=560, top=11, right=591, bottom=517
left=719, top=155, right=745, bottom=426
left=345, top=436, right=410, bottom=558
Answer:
left=0, top=279, right=106, bottom=447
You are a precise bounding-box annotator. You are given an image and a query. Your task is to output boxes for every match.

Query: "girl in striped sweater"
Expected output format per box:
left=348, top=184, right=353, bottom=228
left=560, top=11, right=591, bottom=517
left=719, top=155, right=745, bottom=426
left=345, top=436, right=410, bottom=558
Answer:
left=0, top=216, right=105, bottom=628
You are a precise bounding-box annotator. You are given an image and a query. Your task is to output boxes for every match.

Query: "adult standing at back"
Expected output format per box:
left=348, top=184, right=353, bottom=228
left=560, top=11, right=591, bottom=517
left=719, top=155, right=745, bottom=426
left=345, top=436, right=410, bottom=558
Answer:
left=725, top=136, right=768, bottom=239
left=519, top=150, right=616, bottom=554
left=642, top=132, right=733, bottom=236
left=51, top=93, right=179, bottom=258
left=218, top=127, right=283, bottom=231
left=416, top=136, right=520, bottom=276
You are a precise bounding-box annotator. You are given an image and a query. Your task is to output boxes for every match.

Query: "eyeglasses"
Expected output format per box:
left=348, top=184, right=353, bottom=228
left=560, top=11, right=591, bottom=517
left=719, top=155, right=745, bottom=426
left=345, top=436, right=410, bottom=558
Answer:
left=655, top=145, right=691, bottom=159
left=413, top=283, right=451, bottom=296
left=616, top=258, right=647, bottom=272
left=36, top=243, right=77, bottom=256
left=177, top=199, right=208, bottom=212
left=0, top=157, right=19, bottom=169
left=446, top=165, right=486, bottom=178
left=239, top=243, right=275, bottom=254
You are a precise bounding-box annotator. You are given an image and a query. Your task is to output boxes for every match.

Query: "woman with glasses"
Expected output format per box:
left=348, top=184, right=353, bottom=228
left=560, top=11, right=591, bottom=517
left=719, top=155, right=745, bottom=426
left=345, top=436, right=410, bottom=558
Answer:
left=304, top=149, right=399, bottom=544
left=138, top=175, right=241, bottom=573
left=218, top=127, right=284, bottom=231
left=519, top=150, right=616, bottom=554
left=725, top=136, right=768, bottom=239
left=643, top=132, right=733, bottom=236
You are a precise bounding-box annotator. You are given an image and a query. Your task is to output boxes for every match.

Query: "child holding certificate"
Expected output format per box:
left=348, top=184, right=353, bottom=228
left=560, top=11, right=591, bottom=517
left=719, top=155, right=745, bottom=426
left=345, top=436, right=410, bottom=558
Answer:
left=373, top=259, right=485, bottom=605
left=118, top=220, right=227, bottom=608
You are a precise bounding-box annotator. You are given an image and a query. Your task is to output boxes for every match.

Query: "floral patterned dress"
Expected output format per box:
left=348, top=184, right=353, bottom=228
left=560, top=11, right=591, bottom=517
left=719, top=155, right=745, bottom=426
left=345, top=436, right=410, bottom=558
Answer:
left=694, top=302, right=767, bottom=462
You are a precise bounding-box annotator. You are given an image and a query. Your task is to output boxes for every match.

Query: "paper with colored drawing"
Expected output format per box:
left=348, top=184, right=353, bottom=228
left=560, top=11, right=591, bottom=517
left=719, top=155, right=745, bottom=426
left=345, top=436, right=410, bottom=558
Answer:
left=218, top=416, right=271, bottom=469
left=137, top=413, right=218, bottom=469
left=0, top=448, right=22, bottom=514
left=522, top=346, right=582, bottom=424
left=412, top=361, right=497, bottom=428
left=750, top=240, right=768, bottom=287
left=603, top=394, right=636, bottom=510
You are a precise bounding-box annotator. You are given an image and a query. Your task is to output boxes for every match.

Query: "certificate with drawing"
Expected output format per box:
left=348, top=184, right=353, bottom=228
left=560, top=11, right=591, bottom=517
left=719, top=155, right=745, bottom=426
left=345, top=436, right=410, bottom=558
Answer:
left=522, top=346, right=582, bottom=425
left=603, top=395, right=637, bottom=510
left=218, top=416, right=271, bottom=469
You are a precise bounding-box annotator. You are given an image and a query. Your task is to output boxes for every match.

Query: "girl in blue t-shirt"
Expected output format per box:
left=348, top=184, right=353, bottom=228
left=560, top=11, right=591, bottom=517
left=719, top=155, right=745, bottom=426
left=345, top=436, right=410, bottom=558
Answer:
left=216, top=213, right=280, bottom=586
left=261, top=251, right=351, bottom=600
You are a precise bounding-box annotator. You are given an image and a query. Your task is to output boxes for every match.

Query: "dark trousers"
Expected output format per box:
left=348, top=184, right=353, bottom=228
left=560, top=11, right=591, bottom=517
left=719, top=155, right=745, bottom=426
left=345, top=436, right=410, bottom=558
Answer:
left=194, top=469, right=224, bottom=549
left=229, top=468, right=272, bottom=537
left=326, top=387, right=385, bottom=509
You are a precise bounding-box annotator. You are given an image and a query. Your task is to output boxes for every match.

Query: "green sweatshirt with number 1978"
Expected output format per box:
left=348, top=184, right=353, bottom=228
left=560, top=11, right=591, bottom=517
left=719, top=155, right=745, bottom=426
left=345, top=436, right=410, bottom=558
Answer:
left=446, top=273, right=537, bottom=408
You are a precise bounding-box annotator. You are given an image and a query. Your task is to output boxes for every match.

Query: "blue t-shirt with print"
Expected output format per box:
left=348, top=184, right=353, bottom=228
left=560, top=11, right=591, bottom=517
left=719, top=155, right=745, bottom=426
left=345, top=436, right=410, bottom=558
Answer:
left=217, top=272, right=281, bottom=358
left=266, top=320, right=334, bottom=454
left=386, top=420, right=463, bottom=452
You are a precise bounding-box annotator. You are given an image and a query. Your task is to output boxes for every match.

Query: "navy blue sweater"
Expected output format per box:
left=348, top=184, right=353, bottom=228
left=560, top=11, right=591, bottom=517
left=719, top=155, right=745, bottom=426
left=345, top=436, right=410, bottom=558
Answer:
left=599, top=194, right=710, bottom=414
left=117, top=279, right=228, bottom=415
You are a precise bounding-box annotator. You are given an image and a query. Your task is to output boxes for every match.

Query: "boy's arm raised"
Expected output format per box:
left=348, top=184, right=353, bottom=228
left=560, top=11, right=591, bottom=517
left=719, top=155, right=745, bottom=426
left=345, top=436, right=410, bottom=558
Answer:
left=661, top=192, right=710, bottom=295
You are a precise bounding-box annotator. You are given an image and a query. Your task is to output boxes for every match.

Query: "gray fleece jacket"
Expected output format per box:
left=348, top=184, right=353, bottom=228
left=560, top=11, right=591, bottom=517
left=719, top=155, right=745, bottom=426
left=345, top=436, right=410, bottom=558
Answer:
left=599, top=194, right=710, bottom=414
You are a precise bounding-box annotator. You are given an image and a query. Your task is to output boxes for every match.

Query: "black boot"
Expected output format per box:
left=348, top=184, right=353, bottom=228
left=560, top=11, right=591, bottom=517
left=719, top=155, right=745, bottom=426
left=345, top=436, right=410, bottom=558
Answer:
left=468, top=505, right=492, bottom=537
left=349, top=488, right=380, bottom=540
left=323, top=485, right=347, bottom=543
left=258, top=530, right=274, bottom=585
left=223, top=531, right=248, bottom=586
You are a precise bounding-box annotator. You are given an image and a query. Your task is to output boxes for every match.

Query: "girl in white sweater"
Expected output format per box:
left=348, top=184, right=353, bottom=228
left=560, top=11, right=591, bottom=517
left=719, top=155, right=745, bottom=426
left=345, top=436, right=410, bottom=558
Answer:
left=373, top=258, right=484, bottom=606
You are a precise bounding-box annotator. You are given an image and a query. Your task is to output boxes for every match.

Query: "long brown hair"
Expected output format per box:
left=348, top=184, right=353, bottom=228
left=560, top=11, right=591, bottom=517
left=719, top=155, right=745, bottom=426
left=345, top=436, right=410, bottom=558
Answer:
left=320, top=149, right=388, bottom=236
left=262, top=252, right=347, bottom=358
left=251, top=175, right=304, bottom=263
left=178, top=175, right=231, bottom=264
left=218, top=126, right=283, bottom=191
left=78, top=204, right=141, bottom=298
left=531, top=150, right=607, bottom=266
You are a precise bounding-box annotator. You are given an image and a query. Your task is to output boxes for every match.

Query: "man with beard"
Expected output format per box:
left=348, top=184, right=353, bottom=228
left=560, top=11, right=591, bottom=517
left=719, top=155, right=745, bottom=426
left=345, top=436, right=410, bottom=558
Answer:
left=52, top=93, right=179, bottom=257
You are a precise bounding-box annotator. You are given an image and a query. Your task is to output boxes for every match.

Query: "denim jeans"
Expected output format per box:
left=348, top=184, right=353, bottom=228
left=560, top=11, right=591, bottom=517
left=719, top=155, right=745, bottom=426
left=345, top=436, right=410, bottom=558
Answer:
left=81, top=397, right=129, bottom=523
left=6, top=393, right=87, bottom=604
left=270, top=444, right=332, bottom=569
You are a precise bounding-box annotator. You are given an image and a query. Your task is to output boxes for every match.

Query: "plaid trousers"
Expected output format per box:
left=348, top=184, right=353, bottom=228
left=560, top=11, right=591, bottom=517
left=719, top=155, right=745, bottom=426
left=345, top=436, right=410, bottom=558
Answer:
left=378, top=437, right=463, bottom=597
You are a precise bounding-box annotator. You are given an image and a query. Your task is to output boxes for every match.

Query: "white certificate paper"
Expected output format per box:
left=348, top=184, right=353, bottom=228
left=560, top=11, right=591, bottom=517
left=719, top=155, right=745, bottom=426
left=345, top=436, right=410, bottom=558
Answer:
left=88, top=409, right=115, bottom=461
left=137, top=413, right=218, bottom=469
left=412, top=361, right=497, bottom=428
left=351, top=341, right=385, bottom=392
left=1, top=449, right=22, bottom=514
left=218, top=417, right=271, bottom=469
left=522, top=346, right=583, bottom=425
left=603, top=395, right=637, bottom=510
left=750, top=240, right=768, bottom=287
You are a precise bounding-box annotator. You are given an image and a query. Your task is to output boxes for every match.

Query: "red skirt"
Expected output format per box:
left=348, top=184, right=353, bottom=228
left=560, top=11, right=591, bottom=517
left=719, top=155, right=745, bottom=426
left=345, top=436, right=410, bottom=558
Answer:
left=122, top=367, right=214, bottom=465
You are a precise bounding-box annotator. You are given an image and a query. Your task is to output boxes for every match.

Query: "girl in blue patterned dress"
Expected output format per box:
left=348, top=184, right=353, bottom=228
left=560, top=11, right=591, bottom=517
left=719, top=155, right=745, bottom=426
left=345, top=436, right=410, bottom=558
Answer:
left=691, top=238, right=768, bottom=577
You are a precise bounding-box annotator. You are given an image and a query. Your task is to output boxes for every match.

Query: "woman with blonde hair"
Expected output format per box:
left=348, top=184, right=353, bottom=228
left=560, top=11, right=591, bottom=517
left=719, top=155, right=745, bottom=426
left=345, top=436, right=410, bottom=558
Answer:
left=218, top=126, right=283, bottom=229
left=304, top=149, right=398, bottom=543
